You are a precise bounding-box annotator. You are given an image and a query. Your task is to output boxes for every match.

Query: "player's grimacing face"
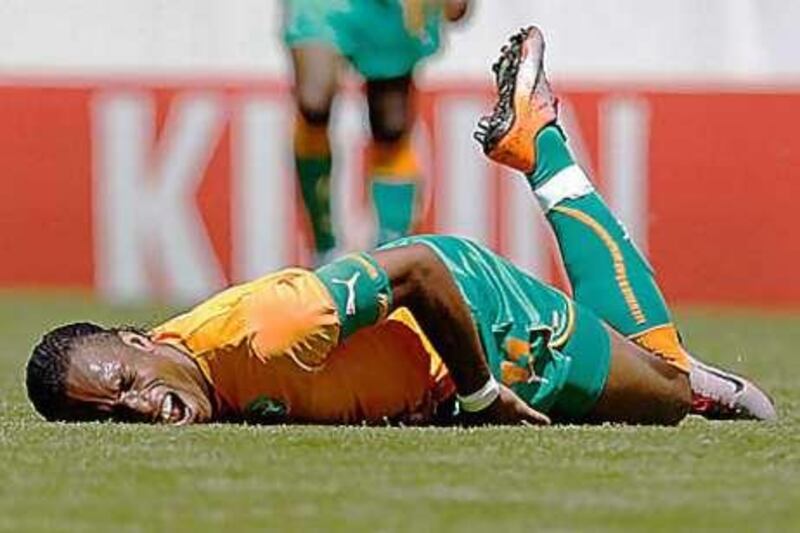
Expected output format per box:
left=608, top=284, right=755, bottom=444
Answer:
left=63, top=331, right=214, bottom=425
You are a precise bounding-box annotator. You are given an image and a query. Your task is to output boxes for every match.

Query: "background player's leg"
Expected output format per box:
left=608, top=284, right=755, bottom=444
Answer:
left=528, top=125, right=689, bottom=372
left=290, top=45, right=341, bottom=264
left=366, top=75, right=423, bottom=245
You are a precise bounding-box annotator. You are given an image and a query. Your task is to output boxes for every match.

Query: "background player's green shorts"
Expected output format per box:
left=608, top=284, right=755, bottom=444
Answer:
left=282, top=0, right=442, bottom=79
left=381, top=235, right=612, bottom=420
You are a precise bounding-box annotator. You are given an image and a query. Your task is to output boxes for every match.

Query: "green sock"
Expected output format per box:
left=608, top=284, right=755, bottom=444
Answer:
left=548, top=194, right=672, bottom=335
left=370, top=181, right=417, bottom=245
left=528, top=125, right=673, bottom=336
left=296, top=156, right=335, bottom=253
left=528, top=125, right=574, bottom=189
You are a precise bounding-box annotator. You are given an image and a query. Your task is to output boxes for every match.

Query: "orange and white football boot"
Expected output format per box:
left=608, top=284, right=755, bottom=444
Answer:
left=689, top=357, right=777, bottom=422
left=474, top=26, right=558, bottom=174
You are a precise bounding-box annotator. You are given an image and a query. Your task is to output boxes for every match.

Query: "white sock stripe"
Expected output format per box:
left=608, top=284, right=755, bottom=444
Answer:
left=534, top=165, right=595, bottom=211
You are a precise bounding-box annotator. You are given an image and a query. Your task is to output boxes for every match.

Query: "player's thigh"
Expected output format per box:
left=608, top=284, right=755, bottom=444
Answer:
left=587, top=327, right=691, bottom=425
left=366, top=75, right=415, bottom=142
left=289, top=45, right=343, bottom=124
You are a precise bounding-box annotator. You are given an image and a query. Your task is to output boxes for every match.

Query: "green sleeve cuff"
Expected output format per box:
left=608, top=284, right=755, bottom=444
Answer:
left=315, top=253, right=393, bottom=338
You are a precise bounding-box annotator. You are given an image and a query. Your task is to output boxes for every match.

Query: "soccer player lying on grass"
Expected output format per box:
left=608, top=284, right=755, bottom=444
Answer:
left=25, top=27, right=775, bottom=427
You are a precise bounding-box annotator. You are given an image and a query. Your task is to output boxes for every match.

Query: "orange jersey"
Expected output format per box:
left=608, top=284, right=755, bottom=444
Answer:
left=150, top=269, right=454, bottom=424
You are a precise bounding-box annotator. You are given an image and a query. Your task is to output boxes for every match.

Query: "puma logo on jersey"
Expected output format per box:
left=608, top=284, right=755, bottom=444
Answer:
left=331, top=272, right=361, bottom=316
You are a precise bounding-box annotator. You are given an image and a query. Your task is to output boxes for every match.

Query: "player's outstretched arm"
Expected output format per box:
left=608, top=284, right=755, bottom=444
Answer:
left=314, top=245, right=548, bottom=425
left=372, top=244, right=550, bottom=426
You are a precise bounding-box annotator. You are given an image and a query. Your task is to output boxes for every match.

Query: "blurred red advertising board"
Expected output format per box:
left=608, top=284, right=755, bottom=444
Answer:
left=1, top=79, right=799, bottom=307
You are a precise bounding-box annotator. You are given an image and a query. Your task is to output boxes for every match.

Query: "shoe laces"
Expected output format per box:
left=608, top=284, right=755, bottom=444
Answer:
left=475, top=38, right=521, bottom=140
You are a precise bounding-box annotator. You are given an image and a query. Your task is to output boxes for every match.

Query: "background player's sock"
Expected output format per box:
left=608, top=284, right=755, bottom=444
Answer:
left=368, top=136, right=422, bottom=245
left=528, top=125, right=689, bottom=372
left=294, top=115, right=336, bottom=256
left=371, top=182, right=417, bottom=245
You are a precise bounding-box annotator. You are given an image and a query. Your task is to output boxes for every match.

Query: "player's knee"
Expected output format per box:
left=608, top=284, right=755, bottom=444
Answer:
left=370, top=115, right=409, bottom=143
left=366, top=75, right=413, bottom=142
left=297, top=101, right=331, bottom=126
left=295, top=86, right=334, bottom=126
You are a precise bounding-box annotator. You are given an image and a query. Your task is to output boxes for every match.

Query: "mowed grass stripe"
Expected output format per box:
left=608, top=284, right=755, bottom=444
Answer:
left=0, top=294, right=797, bottom=532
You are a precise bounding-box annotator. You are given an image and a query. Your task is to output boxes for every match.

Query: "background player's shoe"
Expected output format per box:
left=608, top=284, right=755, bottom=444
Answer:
left=690, top=357, right=777, bottom=421
left=473, top=26, right=558, bottom=173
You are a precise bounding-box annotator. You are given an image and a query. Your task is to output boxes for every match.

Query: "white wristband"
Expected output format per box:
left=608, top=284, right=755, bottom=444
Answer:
left=457, top=376, right=501, bottom=412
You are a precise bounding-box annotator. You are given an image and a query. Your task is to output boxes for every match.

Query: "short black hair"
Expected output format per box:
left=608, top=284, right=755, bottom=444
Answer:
left=26, top=322, right=110, bottom=421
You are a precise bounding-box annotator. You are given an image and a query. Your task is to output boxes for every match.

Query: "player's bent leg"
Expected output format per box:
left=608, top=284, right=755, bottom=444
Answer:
left=366, top=75, right=423, bottom=245
left=381, top=234, right=685, bottom=426
left=586, top=326, right=691, bottom=425
left=547, top=300, right=689, bottom=425
left=290, top=45, right=342, bottom=262
left=473, top=26, right=682, bottom=365
left=522, top=95, right=776, bottom=422
left=542, top=171, right=687, bottom=371
left=474, top=26, right=776, bottom=421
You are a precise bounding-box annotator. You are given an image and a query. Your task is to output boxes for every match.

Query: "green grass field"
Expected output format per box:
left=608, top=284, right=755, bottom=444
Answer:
left=1, top=292, right=798, bottom=532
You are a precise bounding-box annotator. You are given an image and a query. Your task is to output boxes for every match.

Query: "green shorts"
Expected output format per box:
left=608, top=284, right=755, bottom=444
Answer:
left=549, top=301, right=611, bottom=421
left=380, top=235, right=612, bottom=420
left=282, top=0, right=442, bottom=79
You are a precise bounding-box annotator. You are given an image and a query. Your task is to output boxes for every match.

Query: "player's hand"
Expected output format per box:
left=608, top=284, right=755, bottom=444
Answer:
left=443, top=0, right=469, bottom=22
left=462, top=384, right=551, bottom=426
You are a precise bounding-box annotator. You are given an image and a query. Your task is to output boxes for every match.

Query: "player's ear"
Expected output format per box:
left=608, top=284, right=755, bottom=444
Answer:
left=117, top=330, right=155, bottom=352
